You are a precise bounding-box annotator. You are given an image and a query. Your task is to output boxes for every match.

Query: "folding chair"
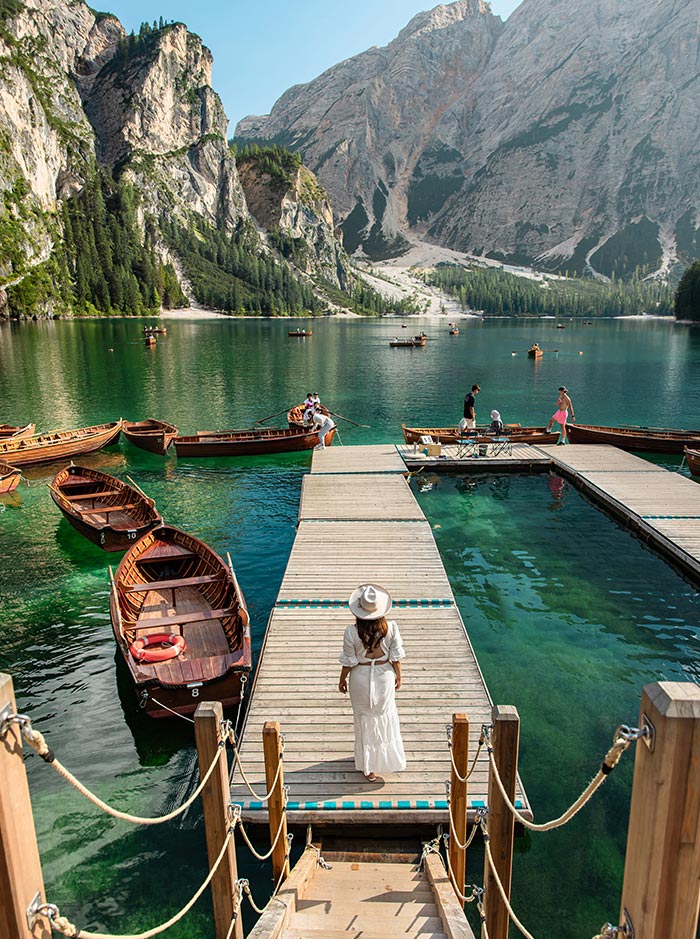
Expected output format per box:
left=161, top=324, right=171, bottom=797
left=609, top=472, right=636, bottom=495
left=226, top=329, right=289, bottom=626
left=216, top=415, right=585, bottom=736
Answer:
left=455, top=432, right=479, bottom=458
left=488, top=433, right=513, bottom=457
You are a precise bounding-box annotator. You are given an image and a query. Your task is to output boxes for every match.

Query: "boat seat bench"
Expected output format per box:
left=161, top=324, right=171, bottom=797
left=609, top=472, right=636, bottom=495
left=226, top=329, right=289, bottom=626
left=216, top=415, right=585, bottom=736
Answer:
left=83, top=502, right=140, bottom=517
left=135, top=607, right=235, bottom=630
left=63, top=489, right=123, bottom=500
left=125, top=574, right=224, bottom=593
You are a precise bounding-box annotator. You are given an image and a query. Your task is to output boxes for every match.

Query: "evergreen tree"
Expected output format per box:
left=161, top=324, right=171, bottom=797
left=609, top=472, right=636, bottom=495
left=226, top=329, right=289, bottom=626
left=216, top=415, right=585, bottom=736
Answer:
left=675, top=260, right=700, bottom=321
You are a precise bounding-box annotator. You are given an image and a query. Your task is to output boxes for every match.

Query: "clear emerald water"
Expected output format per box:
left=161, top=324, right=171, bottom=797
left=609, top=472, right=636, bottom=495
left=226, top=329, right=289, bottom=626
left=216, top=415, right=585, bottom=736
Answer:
left=1, top=315, right=700, bottom=938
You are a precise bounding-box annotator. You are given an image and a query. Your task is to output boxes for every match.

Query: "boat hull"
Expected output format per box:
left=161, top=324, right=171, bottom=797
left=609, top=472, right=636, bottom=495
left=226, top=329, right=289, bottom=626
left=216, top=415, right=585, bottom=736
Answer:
left=174, top=426, right=336, bottom=457
left=401, top=424, right=558, bottom=446
left=110, top=525, right=252, bottom=718
left=686, top=447, right=700, bottom=477
left=50, top=464, right=161, bottom=551
left=0, top=423, right=35, bottom=440
left=0, top=421, right=122, bottom=465
left=567, top=424, right=700, bottom=454
left=123, top=420, right=179, bottom=455
left=0, top=462, right=21, bottom=493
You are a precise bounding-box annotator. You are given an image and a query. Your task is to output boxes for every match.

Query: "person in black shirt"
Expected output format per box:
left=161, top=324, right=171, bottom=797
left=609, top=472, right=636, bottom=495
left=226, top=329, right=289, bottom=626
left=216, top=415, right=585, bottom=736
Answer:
left=458, top=384, right=480, bottom=433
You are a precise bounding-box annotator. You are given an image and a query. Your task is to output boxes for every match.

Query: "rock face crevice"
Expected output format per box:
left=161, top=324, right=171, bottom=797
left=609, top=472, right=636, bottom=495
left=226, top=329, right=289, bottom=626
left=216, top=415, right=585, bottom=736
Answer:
left=236, top=0, right=700, bottom=277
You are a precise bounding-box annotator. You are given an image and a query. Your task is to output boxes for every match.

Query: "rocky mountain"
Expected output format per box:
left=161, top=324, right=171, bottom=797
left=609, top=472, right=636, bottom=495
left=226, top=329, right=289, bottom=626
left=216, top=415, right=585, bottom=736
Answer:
left=236, top=0, right=700, bottom=279
left=0, top=0, right=351, bottom=317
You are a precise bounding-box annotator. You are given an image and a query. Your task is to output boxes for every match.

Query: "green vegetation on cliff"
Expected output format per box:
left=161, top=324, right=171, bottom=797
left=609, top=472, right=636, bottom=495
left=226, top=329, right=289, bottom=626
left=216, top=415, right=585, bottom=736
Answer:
left=61, top=169, right=186, bottom=315
left=674, top=259, right=700, bottom=321
left=425, top=264, right=673, bottom=317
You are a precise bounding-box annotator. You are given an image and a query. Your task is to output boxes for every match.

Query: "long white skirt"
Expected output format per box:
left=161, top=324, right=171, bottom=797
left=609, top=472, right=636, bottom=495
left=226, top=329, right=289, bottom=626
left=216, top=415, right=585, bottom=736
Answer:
left=348, top=662, right=406, bottom=775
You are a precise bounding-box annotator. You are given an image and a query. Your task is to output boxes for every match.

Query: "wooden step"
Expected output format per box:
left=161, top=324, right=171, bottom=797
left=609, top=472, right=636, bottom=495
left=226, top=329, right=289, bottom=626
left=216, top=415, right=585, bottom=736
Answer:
left=290, top=911, right=443, bottom=930
left=282, top=929, right=447, bottom=939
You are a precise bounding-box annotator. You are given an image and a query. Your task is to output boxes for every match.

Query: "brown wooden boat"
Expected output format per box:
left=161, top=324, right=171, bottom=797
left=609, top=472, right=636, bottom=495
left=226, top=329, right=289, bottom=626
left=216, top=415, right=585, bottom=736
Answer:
left=567, top=424, right=700, bottom=454
left=174, top=424, right=337, bottom=457
left=685, top=447, right=700, bottom=477
left=286, top=403, right=331, bottom=429
left=288, top=329, right=312, bottom=337
left=0, top=420, right=122, bottom=466
left=389, top=335, right=427, bottom=348
left=0, top=461, right=21, bottom=494
left=50, top=464, right=162, bottom=551
left=143, top=325, right=166, bottom=335
left=401, top=424, right=558, bottom=446
left=109, top=525, right=252, bottom=717
left=527, top=345, right=543, bottom=358
left=123, top=419, right=179, bottom=455
left=0, top=423, right=35, bottom=440
left=144, top=334, right=157, bottom=346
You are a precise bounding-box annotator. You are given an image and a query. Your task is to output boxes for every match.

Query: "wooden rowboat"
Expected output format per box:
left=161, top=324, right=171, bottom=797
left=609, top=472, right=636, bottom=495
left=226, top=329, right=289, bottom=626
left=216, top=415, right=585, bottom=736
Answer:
left=401, top=424, right=558, bottom=446
left=567, top=424, right=700, bottom=454
left=123, top=419, right=179, bottom=455
left=527, top=347, right=543, bottom=358
left=0, top=420, right=122, bottom=466
left=390, top=335, right=427, bottom=348
left=288, top=329, right=312, bottom=337
left=109, top=526, right=252, bottom=718
left=50, top=464, right=162, bottom=551
left=0, top=461, right=21, bottom=494
left=174, top=424, right=336, bottom=457
left=685, top=447, right=700, bottom=477
left=0, top=423, right=35, bottom=440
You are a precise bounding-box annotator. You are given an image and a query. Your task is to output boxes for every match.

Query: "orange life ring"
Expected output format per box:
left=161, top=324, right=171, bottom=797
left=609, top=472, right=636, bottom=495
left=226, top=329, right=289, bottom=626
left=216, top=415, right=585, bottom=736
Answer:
left=130, top=633, right=186, bottom=664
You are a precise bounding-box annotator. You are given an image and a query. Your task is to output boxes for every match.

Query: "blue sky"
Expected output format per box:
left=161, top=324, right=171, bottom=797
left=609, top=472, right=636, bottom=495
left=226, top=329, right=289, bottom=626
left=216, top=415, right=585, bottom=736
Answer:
left=102, top=0, right=521, bottom=129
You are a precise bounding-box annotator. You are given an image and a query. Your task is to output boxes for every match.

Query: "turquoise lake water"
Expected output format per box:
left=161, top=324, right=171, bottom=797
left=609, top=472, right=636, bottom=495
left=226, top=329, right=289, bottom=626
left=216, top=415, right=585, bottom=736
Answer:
left=1, top=315, right=699, bottom=938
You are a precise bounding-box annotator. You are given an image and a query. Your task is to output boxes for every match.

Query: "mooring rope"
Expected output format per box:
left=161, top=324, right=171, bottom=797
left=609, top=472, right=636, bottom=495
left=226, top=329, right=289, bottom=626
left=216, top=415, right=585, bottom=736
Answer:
left=480, top=816, right=536, bottom=939
left=438, top=834, right=483, bottom=906
left=234, top=801, right=290, bottom=862
left=228, top=729, right=285, bottom=802
left=484, top=723, right=642, bottom=832
left=38, top=826, right=235, bottom=939
left=3, top=713, right=227, bottom=826
left=447, top=800, right=480, bottom=852
left=149, top=698, right=195, bottom=724
left=238, top=834, right=293, bottom=914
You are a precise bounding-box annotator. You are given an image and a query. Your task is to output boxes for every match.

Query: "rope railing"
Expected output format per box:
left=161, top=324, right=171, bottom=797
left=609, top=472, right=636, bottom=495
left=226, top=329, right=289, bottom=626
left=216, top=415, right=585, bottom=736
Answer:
left=228, top=727, right=285, bottom=802
left=36, top=826, right=236, bottom=939
left=238, top=833, right=293, bottom=914
left=232, top=798, right=290, bottom=862
left=483, top=722, right=645, bottom=832
left=447, top=792, right=480, bottom=852
left=1, top=712, right=228, bottom=826
left=446, top=723, right=484, bottom=783
left=480, top=815, right=536, bottom=939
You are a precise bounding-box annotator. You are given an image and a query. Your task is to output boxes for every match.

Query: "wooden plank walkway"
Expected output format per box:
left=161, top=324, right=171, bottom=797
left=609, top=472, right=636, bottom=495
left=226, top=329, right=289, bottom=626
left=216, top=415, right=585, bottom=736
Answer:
left=544, top=444, right=700, bottom=581
left=231, top=445, right=530, bottom=825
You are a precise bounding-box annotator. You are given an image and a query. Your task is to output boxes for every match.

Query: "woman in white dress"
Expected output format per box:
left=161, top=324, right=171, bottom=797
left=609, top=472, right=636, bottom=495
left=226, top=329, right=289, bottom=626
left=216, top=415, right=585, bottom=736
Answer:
left=338, top=584, right=406, bottom=781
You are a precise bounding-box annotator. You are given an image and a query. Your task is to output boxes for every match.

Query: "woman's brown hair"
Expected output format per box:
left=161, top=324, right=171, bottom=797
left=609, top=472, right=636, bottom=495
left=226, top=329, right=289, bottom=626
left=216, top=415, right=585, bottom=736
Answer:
left=356, top=615, right=388, bottom=652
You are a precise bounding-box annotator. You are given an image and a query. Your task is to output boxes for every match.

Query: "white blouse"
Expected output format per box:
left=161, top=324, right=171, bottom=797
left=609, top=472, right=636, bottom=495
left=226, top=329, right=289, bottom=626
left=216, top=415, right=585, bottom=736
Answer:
left=339, top=620, right=406, bottom=667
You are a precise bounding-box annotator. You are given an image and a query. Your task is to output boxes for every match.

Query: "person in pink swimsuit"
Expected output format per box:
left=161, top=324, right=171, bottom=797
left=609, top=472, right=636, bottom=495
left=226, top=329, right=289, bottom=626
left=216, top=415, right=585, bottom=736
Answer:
left=546, top=386, right=575, bottom=443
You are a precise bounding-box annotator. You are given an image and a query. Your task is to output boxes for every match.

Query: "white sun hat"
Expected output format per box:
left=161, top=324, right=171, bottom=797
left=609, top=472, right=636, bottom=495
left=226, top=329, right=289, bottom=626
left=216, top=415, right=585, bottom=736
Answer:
left=348, top=583, right=392, bottom=620
left=490, top=410, right=501, bottom=421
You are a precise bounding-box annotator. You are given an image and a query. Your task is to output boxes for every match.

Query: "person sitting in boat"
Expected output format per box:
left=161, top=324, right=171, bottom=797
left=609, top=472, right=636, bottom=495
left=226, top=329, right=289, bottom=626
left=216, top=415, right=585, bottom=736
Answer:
left=312, top=412, right=335, bottom=449
left=312, top=392, right=321, bottom=410
left=488, top=410, right=504, bottom=435
left=529, top=342, right=540, bottom=352
left=303, top=392, right=315, bottom=423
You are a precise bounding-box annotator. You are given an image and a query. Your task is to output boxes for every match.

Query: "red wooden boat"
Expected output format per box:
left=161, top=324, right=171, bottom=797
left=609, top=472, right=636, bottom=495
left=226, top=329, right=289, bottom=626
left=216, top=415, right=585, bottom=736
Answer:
left=401, top=424, right=558, bottom=446
left=110, top=526, right=252, bottom=717
left=567, top=424, right=700, bottom=454
left=173, top=424, right=336, bottom=457
left=0, top=423, right=35, bottom=440
left=0, top=461, right=21, bottom=494
left=123, top=419, right=179, bottom=455
left=0, top=420, right=122, bottom=466
left=50, top=464, right=161, bottom=551
left=686, top=447, right=700, bottom=477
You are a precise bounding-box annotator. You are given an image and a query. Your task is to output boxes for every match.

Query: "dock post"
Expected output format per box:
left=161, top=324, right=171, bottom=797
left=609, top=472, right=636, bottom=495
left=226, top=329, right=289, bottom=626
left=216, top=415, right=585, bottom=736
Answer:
left=194, top=701, right=242, bottom=939
left=483, top=705, right=519, bottom=939
left=263, top=721, right=289, bottom=884
left=0, top=673, right=50, bottom=939
left=448, top=712, right=470, bottom=902
left=618, top=681, right=700, bottom=938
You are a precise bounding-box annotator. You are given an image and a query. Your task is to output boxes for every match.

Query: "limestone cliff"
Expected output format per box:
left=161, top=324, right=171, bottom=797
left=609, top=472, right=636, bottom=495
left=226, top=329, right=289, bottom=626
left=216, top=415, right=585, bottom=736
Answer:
left=237, top=0, right=700, bottom=278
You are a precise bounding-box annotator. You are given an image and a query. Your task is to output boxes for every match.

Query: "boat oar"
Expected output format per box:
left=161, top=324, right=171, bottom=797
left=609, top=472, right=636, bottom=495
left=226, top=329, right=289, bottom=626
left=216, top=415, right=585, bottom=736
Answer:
left=328, top=410, right=370, bottom=429
left=254, top=407, right=292, bottom=425
left=126, top=475, right=155, bottom=505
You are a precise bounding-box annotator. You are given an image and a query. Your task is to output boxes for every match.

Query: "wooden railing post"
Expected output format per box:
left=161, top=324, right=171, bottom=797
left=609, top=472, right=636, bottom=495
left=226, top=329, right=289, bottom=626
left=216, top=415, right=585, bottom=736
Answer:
left=449, top=712, right=470, bottom=902
left=263, top=721, right=289, bottom=884
left=0, top=673, right=50, bottom=939
left=618, top=681, right=700, bottom=938
left=194, top=701, right=242, bottom=939
left=483, top=705, right=519, bottom=939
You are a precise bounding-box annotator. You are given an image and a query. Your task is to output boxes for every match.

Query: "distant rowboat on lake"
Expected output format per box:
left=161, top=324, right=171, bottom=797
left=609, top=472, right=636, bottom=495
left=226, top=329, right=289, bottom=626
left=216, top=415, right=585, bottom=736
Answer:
left=288, top=329, right=312, bottom=337
left=173, top=423, right=336, bottom=457
left=0, top=420, right=122, bottom=465
left=0, top=423, right=35, bottom=440
left=567, top=424, right=700, bottom=454
left=123, top=419, right=179, bottom=455
left=0, top=461, right=21, bottom=494
left=50, top=464, right=161, bottom=551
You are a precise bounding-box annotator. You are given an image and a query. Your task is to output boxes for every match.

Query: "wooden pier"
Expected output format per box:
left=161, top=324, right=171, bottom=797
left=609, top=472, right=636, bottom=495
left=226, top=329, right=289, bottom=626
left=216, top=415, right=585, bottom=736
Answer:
left=230, top=445, right=531, bottom=825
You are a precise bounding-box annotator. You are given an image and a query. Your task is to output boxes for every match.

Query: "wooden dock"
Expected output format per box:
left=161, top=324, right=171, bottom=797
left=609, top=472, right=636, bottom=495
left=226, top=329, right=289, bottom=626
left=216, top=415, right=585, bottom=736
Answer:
left=230, top=445, right=531, bottom=825
left=397, top=441, right=550, bottom=472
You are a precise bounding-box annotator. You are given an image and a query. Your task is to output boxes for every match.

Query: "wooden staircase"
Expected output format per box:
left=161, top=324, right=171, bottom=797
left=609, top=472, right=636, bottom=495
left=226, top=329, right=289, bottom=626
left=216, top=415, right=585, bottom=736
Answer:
left=247, top=845, right=475, bottom=939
